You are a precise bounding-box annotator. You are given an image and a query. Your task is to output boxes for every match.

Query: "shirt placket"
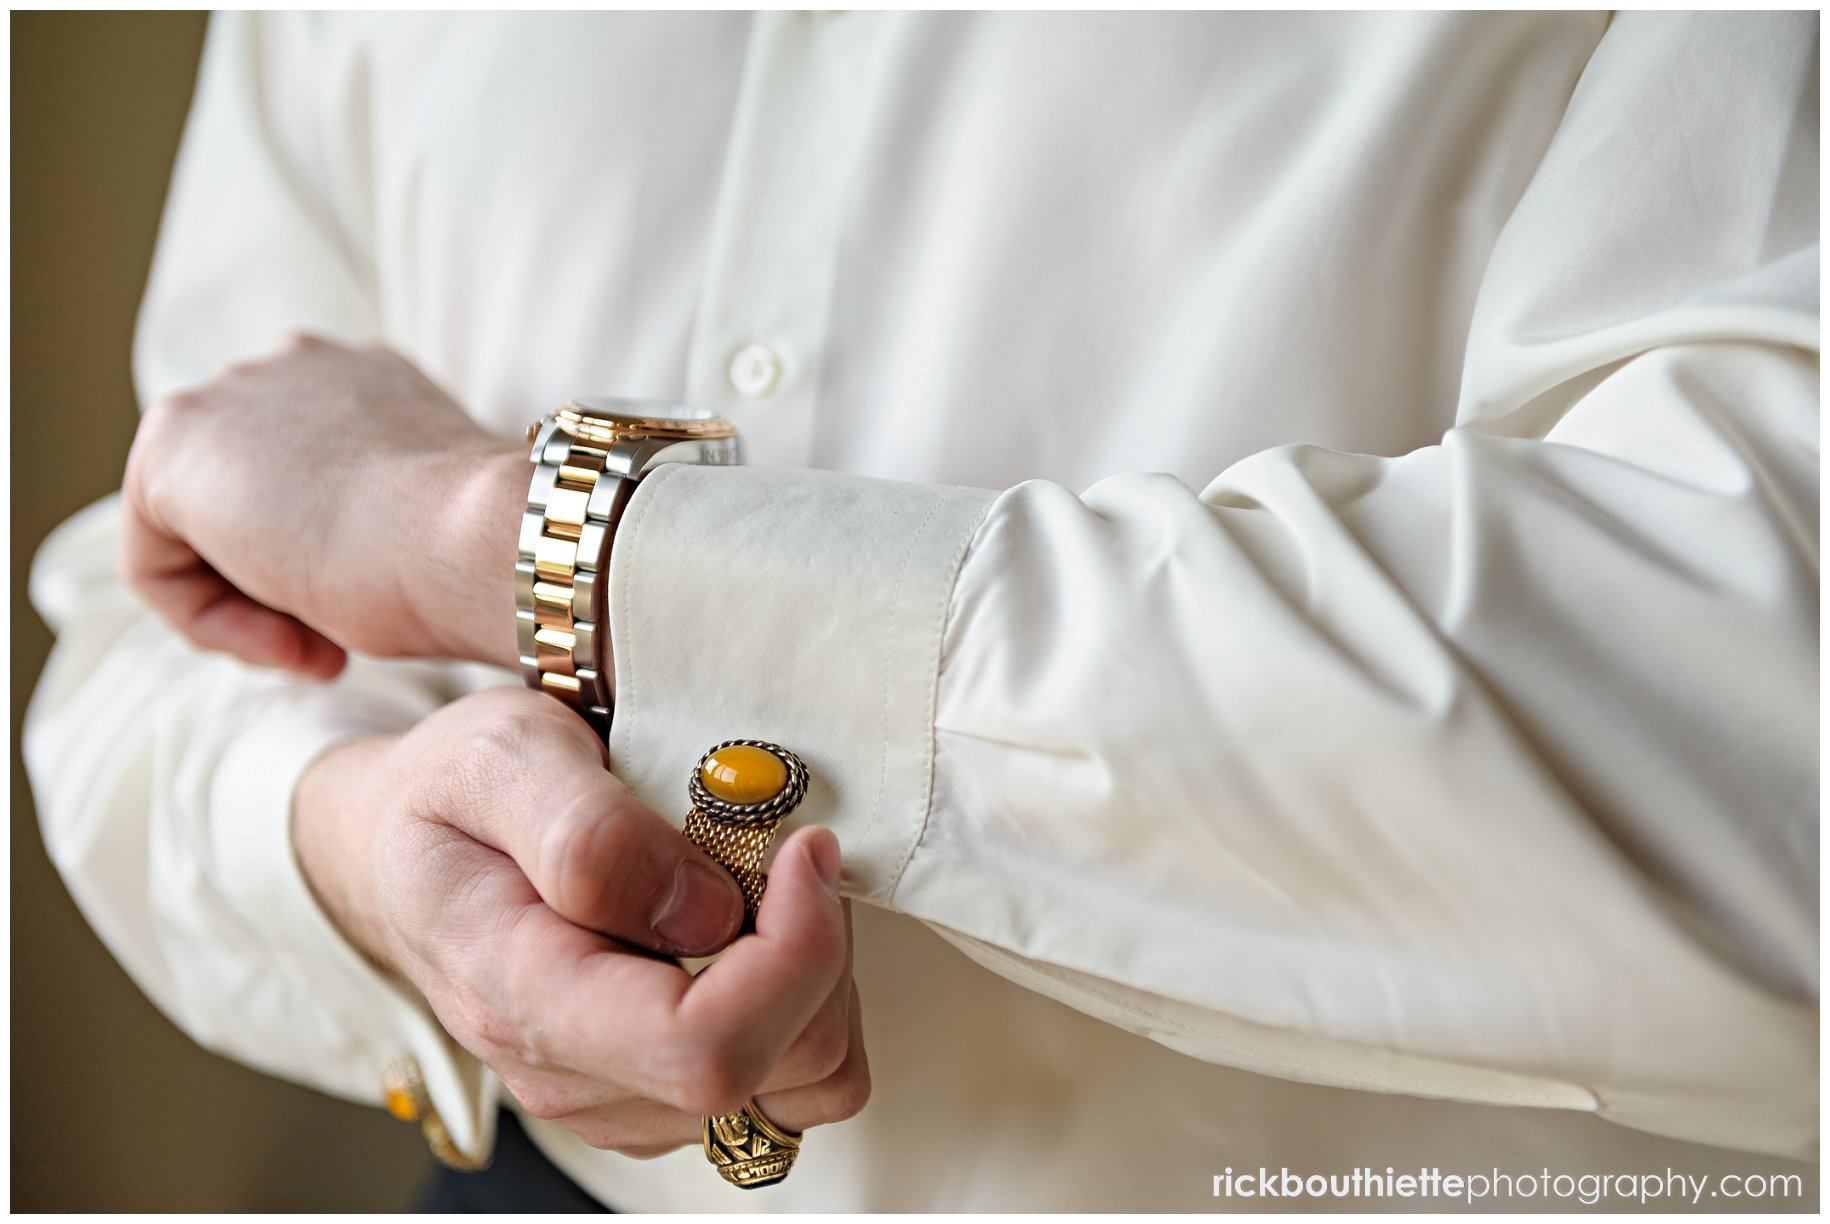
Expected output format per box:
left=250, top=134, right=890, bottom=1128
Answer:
left=685, top=11, right=880, bottom=468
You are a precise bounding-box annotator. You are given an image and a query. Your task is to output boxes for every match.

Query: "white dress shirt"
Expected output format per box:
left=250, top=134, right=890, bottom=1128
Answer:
left=25, top=11, right=1818, bottom=1211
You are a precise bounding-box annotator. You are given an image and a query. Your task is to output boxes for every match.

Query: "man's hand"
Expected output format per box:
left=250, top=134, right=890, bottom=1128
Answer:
left=294, top=688, right=869, bottom=1155
left=122, top=334, right=528, bottom=678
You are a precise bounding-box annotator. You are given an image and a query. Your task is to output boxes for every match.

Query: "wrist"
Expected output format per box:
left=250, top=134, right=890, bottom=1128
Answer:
left=411, top=443, right=527, bottom=669
left=294, top=734, right=403, bottom=975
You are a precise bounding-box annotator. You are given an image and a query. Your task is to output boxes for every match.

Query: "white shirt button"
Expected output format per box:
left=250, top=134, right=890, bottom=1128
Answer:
left=728, top=344, right=783, bottom=399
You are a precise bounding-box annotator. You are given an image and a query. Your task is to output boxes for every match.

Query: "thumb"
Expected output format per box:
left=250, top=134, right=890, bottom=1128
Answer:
left=527, top=778, right=749, bottom=959
left=674, top=826, right=850, bottom=1078
left=445, top=695, right=748, bottom=958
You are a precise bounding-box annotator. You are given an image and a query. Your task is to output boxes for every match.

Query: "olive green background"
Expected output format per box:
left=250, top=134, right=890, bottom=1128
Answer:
left=11, top=12, right=427, bottom=1210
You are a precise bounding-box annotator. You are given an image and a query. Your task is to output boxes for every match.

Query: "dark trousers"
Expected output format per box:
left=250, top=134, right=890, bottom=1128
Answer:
left=418, top=1111, right=611, bottom=1213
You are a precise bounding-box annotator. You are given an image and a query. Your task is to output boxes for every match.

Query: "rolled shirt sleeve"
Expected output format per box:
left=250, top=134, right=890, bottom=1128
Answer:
left=607, top=10, right=1817, bottom=1159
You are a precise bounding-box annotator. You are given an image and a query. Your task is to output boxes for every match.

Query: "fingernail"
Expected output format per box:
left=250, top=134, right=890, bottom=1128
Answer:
left=652, top=861, right=742, bottom=955
left=808, top=829, right=843, bottom=900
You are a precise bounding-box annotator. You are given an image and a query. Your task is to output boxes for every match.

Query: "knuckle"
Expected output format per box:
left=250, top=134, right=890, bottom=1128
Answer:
left=125, top=391, right=208, bottom=510
left=775, top=1004, right=851, bottom=1088
left=120, top=453, right=156, bottom=520
left=423, top=701, right=555, bottom=812
left=418, top=691, right=610, bottom=835
left=218, top=354, right=268, bottom=381
left=466, top=694, right=574, bottom=765
left=780, top=1054, right=872, bottom=1130
left=147, top=387, right=205, bottom=418
left=471, top=708, right=543, bottom=765
left=820, top=1058, right=873, bottom=1123
left=536, top=795, right=647, bottom=919
left=536, top=806, right=607, bottom=916
left=801, top=1011, right=852, bottom=1084
left=278, top=328, right=324, bottom=352
left=131, top=400, right=193, bottom=470
left=175, top=622, right=220, bottom=654
left=657, top=1042, right=756, bottom=1119
left=682, top=1081, right=752, bottom=1122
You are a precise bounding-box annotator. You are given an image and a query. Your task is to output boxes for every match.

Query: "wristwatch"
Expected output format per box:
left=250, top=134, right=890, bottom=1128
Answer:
left=518, top=398, right=740, bottom=732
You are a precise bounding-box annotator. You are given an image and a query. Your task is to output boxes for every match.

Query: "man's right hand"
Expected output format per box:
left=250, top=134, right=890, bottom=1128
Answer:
left=293, top=687, right=869, bottom=1156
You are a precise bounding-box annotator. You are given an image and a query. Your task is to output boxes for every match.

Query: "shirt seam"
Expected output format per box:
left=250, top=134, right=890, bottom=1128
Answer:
left=884, top=491, right=997, bottom=902
left=857, top=492, right=949, bottom=886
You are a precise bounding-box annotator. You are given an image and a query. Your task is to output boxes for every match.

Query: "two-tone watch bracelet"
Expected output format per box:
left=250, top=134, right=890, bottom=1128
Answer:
left=517, top=401, right=741, bottom=735
left=517, top=414, right=621, bottom=733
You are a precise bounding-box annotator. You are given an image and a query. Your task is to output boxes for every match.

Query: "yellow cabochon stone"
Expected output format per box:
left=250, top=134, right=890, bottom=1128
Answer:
left=384, top=1086, right=421, bottom=1123
left=702, top=745, right=788, bottom=804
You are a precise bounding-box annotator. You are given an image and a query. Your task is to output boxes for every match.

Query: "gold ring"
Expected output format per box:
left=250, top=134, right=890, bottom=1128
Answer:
left=703, top=1099, right=802, bottom=1189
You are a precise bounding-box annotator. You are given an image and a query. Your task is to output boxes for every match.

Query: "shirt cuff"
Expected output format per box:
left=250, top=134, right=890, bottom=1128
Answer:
left=209, top=674, right=499, bottom=1162
left=607, top=463, right=996, bottom=902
